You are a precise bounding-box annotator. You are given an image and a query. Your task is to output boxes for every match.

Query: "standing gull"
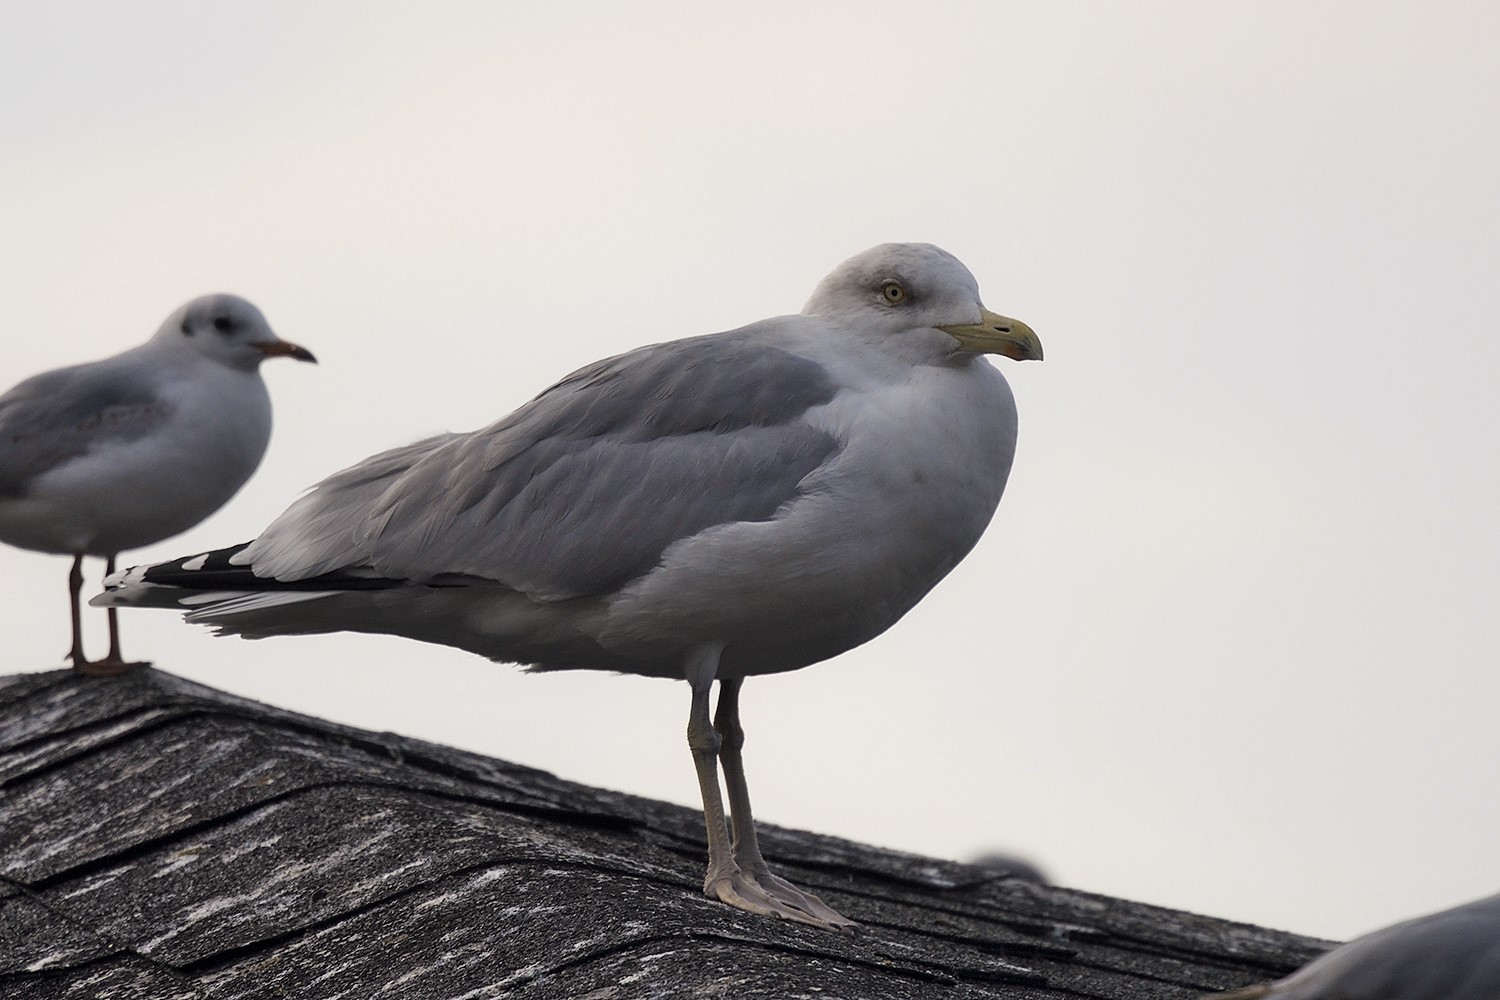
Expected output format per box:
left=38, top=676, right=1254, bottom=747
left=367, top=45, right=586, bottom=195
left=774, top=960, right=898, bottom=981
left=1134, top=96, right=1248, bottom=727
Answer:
left=96, top=244, right=1042, bottom=929
left=1206, top=892, right=1500, bottom=999
left=0, top=295, right=315, bottom=674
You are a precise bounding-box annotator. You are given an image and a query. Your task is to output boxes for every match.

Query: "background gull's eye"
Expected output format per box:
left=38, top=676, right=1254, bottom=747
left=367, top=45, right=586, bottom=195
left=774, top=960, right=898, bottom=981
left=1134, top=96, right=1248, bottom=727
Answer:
left=881, top=281, right=907, bottom=305
left=212, top=316, right=235, bottom=334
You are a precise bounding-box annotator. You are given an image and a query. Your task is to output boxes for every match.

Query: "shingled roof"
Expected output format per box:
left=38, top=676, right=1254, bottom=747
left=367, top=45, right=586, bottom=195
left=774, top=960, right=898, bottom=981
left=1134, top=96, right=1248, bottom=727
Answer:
left=0, top=668, right=1326, bottom=999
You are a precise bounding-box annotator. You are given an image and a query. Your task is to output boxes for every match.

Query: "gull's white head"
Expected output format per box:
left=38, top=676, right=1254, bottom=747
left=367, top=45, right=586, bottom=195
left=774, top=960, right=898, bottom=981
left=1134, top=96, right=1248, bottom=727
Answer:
left=152, top=294, right=317, bottom=372
left=803, top=243, right=1042, bottom=362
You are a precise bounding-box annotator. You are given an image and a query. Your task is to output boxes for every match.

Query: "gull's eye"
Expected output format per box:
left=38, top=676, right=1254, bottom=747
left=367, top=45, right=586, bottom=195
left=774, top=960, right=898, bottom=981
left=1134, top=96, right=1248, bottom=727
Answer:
left=880, top=281, right=907, bottom=305
left=212, top=316, right=235, bottom=334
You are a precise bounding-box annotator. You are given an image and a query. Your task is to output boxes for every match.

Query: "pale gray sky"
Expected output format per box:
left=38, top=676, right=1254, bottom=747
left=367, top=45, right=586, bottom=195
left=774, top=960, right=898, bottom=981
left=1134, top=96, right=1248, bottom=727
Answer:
left=3, top=1, right=1498, bottom=942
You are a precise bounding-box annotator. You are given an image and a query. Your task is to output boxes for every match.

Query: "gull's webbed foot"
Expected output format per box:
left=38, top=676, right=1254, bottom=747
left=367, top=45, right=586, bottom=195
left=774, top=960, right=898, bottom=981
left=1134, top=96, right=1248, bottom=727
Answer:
left=740, top=861, right=857, bottom=931
left=705, top=863, right=857, bottom=932
left=73, top=657, right=151, bottom=678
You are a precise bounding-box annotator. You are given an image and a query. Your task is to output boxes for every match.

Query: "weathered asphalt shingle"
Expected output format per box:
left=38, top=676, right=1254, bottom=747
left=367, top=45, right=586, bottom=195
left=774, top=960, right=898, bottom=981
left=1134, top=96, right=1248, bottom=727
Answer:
left=0, top=669, right=1327, bottom=999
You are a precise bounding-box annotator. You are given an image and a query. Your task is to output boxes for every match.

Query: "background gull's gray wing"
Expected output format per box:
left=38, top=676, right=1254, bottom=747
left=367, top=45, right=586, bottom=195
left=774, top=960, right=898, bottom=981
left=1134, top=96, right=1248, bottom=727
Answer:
left=0, top=359, right=173, bottom=498
left=244, top=331, right=843, bottom=599
left=1256, top=893, right=1500, bottom=1000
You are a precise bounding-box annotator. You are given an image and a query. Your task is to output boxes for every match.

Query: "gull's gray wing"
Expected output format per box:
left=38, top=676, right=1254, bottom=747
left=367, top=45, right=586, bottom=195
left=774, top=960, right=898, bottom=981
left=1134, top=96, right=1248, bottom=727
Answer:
left=235, top=432, right=462, bottom=574
left=0, top=359, right=173, bottom=498
left=245, top=330, right=843, bottom=599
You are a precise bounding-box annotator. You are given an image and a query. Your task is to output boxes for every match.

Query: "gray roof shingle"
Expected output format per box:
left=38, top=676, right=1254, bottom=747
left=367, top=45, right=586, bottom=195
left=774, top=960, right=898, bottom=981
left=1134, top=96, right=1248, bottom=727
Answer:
left=0, top=669, right=1327, bottom=999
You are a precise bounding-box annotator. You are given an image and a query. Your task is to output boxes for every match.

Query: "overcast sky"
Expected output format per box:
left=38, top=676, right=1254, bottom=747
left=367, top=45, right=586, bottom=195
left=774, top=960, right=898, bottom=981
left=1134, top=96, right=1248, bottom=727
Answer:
left=3, top=1, right=1498, bottom=942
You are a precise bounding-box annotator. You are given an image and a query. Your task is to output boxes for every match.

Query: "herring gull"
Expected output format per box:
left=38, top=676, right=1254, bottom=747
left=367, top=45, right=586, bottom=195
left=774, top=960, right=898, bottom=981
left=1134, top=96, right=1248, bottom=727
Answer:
left=0, top=295, right=314, bottom=674
left=95, top=243, right=1041, bottom=928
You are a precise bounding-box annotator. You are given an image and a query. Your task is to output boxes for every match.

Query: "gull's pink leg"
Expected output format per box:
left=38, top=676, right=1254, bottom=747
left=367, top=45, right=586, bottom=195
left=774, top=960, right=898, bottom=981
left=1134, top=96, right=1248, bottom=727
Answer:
left=65, top=554, right=89, bottom=669
left=714, top=678, right=856, bottom=931
left=684, top=645, right=847, bottom=929
left=76, top=554, right=150, bottom=677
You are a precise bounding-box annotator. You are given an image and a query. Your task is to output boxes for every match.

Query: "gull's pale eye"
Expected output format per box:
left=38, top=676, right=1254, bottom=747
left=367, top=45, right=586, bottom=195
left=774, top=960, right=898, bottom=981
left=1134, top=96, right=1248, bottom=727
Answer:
left=880, top=281, right=907, bottom=305
left=212, top=316, right=235, bottom=334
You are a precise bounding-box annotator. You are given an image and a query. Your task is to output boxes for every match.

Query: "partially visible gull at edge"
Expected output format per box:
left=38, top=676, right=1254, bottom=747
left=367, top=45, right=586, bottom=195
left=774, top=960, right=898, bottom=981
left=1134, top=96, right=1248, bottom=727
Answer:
left=0, top=296, right=315, bottom=674
left=1206, top=892, right=1500, bottom=1000
left=95, top=243, right=1042, bottom=930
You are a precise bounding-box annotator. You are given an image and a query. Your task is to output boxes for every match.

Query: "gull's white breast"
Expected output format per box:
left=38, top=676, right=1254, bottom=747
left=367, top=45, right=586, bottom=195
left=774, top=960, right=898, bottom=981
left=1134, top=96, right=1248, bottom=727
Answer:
left=15, top=365, right=272, bottom=555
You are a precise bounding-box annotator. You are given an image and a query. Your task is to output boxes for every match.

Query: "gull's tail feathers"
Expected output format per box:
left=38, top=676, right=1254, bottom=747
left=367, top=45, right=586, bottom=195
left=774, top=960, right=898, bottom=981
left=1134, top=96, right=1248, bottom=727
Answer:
left=92, top=542, right=401, bottom=634
left=93, top=542, right=634, bottom=672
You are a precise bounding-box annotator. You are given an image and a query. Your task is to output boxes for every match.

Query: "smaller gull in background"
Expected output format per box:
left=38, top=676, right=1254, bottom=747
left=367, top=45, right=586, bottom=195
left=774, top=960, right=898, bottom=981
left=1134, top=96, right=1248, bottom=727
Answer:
left=0, top=295, right=315, bottom=674
left=97, top=244, right=1040, bottom=929
left=968, top=851, right=1049, bottom=885
left=1207, top=892, right=1500, bottom=1000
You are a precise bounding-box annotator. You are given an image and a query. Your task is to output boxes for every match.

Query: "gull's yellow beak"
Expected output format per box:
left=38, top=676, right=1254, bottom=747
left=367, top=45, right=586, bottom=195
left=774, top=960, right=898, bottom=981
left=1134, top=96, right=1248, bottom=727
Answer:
left=938, top=309, right=1043, bottom=361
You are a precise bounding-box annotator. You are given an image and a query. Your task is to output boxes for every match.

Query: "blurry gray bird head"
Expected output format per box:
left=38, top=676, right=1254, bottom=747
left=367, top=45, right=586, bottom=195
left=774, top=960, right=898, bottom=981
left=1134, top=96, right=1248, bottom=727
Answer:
left=153, top=294, right=316, bottom=372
